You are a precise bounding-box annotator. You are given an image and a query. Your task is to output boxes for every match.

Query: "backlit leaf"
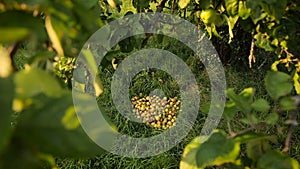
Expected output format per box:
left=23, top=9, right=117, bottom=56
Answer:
left=224, top=0, right=238, bottom=16
left=196, top=131, right=240, bottom=168
left=180, top=136, right=208, bottom=169
left=257, top=150, right=299, bottom=169
left=14, top=69, right=63, bottom=99
left=178, top=0, right=191, bottom=9
left=0, top=28, right=29, bottom=43
left=14, top=93, right=105, bottom=157
left=265, top=71, right=293, bottom=100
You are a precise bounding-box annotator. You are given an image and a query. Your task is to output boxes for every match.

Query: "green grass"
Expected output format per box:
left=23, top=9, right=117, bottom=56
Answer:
left=56, top=63, right=274, bottom=168
left=55, top=36, right=299, bottom=168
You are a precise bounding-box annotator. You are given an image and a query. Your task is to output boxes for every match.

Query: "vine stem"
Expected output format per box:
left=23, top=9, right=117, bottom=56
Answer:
left=227, top=122, right=267, bottom=139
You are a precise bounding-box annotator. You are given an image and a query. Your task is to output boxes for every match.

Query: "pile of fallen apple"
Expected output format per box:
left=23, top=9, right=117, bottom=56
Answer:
left=131, top=95, right=181, bottom=130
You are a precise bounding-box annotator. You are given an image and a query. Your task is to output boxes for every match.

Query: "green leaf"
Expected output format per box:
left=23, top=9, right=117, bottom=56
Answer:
left=223, top=101, right=238, bottom=121
left=238, top=1, right=251, bottom=20
left=196, top=131, right=240, bottom=168
left=178, top=0, right=191, bottom=9
left=246, top=138, right=271, bottom=160
left=196, top=0, right=210, bottom=10
left=14, top=69, right=63, bottom=99
left=265, top=71, right=293, bottom=100
left=223, top=15, right=239, bottom=43
left=200, top=102, right=210, bottom=114
left=0, top=11, right=47, bottom=41
left=250, top=7, right=267, bottom=24
left=279, top=96, right=296, bottom=111
left=293, top=72, right=300, bottom=94
left=251, top=99, right=270, bottom=113
left=226, top=88, right=254, bottom=113
left=257, top=150, right=299, bottom=169
left=0, top=28, right=29, bottom=43
left=14, top=93, right=105, bottom=158
left=224, top=0, right=239, bottom=16
left=0, top=77, right=13, bottom=153
left=234, top=133, right=277, bottom=144
left=265, top=112, right=279, bottom=125
left=180, top=136, right=208, bottom=169
left=254, top=32, right=275, bottom=52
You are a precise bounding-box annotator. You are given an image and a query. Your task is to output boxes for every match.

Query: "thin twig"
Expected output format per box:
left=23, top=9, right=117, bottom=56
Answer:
left=248, top=37, right=256, bottom=68
left=228, top=122, right=267, bottom=139
left=171, top=0, right=175, bottom=14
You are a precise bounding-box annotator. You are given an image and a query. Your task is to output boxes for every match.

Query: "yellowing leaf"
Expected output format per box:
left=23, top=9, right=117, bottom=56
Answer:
left=14, top=69, right=63, bottom=98
left=293, top=72, right=300, bottom=94
left=45, top=16, right=64, bottom=57
left=94, top=76, right=104, bottom=97
left=0, top=46, right=13, bottom=78
left=178, top=0, right=191, bottom=9
left=0, top=27, right=29, bottom=43
left=62, top=106, right=80, bottom=130
left=196, top=131, right=240, bottom=168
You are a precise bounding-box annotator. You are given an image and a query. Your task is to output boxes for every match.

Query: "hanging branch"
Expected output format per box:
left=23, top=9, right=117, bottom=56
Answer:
left=283, top=95, right=300, bottom=154
left=227, top=122, right=267, bottom=139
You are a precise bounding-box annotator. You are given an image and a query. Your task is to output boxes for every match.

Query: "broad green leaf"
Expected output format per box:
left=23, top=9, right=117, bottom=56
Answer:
left=223, top=101, right=237, bottom=121
left=238, top=1, right=251, bottom=20
left=178, top=0, right=191, bottom=9
left=0, top=28, right=29, bottom=43
left=180, top=136, right=208, bottom=169
left=279, top=96, right=296, bottom=111
left=226, top=88, right=254, bottom=113
left=251, top=99, right=270, bottom=113
left=14, top=93, right=105, bottom=157
left=0, top=77, right=13, bottom=153
left=293, top=72, right=300, bottom=94
left=265, top=71, right=293, bottom=100
left=0, top=11, right=47, bottom=41
left=196, top=131, right=240, bottom=168
left=234, top=134, right=277, bottom=144
left=0, top=143, right=45, bottom=169
left=265, top=112, right=279, bottom=124
left=224, top=0, right=239, bottom=16
left=200, top=102, right=210, bottom=114
left=246, top=139, right=271, bottom=160
left=14, top=69, right=63, bottom=99
left=196, top=0, right=210, bottom=10
left=75, top=0, right=99, bottom=9
left=257, top=150, right=299, bottom=169
left=259, top=0, right=287, bottom=20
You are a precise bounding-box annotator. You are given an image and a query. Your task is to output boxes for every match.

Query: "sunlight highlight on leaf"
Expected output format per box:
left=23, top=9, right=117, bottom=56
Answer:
left=62, top=106, right=80, bottom=130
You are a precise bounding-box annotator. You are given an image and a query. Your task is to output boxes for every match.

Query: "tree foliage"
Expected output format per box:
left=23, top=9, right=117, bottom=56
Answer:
left=0, top=0, right=299, bottom=168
